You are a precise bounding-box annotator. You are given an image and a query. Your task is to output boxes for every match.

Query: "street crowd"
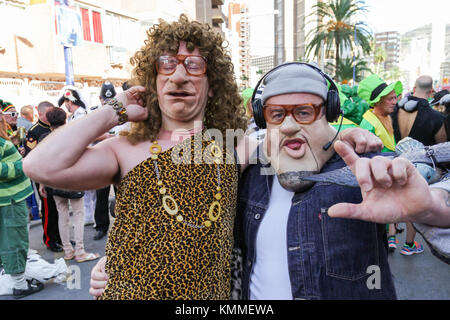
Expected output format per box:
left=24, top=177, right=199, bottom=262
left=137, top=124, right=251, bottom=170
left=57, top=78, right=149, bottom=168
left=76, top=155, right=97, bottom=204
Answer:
left=0, top=15, right=449, bottom=300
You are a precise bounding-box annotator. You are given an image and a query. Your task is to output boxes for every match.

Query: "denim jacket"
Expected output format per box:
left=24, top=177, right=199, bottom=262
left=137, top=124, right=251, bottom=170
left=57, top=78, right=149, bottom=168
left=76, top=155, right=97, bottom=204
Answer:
left=236, top=152, right=397, bottom=300
left=414, top=172, right=450, bottom=265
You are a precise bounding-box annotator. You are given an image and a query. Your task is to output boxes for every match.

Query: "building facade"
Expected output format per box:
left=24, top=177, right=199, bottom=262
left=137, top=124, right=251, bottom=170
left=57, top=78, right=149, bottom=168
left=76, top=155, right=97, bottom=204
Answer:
left=0, top=0, right=196, bottom=107
left=374, top=31, right=400, bottom=70
left=226, top=1, right=250, bottom=90
left=196, top=0, right=225, bottom=35
left=274, top=0, right=320, bottom=67
left=440, top=23, right=450, bottom=88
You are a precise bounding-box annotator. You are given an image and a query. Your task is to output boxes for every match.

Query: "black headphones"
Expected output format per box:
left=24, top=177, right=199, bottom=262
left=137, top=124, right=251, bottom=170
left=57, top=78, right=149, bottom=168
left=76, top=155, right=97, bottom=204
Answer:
left=250, top=62, right=341, bottom=129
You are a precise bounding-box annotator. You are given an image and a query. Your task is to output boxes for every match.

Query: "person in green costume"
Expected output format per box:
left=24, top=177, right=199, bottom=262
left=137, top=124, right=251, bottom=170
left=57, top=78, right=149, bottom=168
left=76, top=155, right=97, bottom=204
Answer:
left=357, top=74, right=403, bottom=252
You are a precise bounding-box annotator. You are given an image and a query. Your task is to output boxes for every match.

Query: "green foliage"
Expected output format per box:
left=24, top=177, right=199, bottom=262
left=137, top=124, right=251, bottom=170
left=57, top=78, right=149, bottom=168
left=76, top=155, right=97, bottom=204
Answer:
left=305, top=0, right=373, bottom=77
left=339, top=84, right=370, bottom=125
left=329, top=57, right=371, bottom=83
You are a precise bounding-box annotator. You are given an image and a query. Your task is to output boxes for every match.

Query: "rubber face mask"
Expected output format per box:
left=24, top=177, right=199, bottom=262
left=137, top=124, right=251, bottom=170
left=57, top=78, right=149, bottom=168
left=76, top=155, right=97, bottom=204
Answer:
left=263, top=93, right=336, bottom=192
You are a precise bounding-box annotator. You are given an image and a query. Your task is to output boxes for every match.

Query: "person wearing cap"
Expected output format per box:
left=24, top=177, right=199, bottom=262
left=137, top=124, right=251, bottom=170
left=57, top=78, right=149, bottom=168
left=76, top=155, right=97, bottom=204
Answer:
left=236, top=63, right=395, bottom=300
left=58, top=86, right=99, bottom=234
left=390, top=75, right=447, bottom=256
left=358, top=74, right=403, bottom=153
left=0, top=113, right=44, bottom=298
left=0, top=100, right=18, bottom=136
left=58, top=85, right=88, bottom=121
left=357, top=74, right=403, bottom=253
left=91, top=81, right=120, bottom=240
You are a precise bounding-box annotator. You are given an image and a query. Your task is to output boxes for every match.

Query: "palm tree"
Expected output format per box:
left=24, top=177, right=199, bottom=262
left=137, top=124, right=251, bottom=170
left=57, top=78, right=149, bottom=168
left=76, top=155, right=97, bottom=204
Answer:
left=383, top=66, right=403, bottom=82
left=373, top=46, right=387, bottom=74
left=329, top=57, right=371, bottom=83
left=305, top=0, right=372, bottom=78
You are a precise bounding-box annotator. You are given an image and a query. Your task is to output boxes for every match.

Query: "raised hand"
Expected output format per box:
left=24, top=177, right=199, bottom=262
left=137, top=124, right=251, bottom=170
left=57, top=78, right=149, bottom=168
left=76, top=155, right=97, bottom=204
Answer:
left=338, top=127, right=383, bottom=154
left=327, top=140, right=434, bottom=224
left=115, top=86, right=149, bottom=122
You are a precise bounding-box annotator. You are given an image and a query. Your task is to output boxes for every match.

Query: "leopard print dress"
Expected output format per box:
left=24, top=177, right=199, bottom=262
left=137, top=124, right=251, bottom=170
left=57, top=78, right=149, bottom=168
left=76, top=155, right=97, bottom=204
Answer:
left=99, top=133, right=238, bottom=300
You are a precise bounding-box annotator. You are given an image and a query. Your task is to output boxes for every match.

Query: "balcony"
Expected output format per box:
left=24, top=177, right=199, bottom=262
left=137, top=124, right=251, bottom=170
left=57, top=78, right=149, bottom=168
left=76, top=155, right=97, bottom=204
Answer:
left=211, top=7, right=224, bottom=26
left=107, top=45, right=128, bottom=69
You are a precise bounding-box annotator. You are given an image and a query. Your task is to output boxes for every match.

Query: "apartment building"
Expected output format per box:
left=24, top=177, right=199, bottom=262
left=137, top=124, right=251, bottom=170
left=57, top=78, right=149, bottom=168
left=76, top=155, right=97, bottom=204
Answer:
left=226, top=1, right=250, bottom=90
left=196, top=0, right=225, bottom=35
left=374, top=31, right=400, bottom=70
left=274, top=0, right=320, bottom=67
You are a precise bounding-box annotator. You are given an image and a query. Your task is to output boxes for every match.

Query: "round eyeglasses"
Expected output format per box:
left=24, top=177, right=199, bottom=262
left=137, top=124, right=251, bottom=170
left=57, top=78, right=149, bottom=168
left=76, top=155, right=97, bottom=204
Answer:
left=156, top=54, right=207, bottom=77
left=263, top=104, right=323, bottom=125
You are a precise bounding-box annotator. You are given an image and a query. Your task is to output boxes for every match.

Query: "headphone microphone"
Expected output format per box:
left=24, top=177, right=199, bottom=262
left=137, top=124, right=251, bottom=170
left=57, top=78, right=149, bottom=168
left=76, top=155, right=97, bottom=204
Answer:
left=322, top=109, right=344, bottom=151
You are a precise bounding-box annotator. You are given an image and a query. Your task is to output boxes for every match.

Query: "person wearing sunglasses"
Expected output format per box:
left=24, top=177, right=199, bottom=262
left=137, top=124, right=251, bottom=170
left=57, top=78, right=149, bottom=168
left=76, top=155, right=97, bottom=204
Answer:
left=0, top=109, right=43, bottom=298
left=0, top=100, right=18, bottom=137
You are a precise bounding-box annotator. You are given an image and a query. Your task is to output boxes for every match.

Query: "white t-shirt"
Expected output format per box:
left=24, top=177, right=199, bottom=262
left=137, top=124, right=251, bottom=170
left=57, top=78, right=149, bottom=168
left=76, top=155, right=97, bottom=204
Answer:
left=249, top=175, right=294, bottom=300
left=68, top=107, right=87, bottom=122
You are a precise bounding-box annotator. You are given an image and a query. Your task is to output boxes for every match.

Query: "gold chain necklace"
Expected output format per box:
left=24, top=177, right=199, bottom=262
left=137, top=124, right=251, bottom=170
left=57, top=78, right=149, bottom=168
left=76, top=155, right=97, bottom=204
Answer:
left=149, top=139, right=223, bottom=229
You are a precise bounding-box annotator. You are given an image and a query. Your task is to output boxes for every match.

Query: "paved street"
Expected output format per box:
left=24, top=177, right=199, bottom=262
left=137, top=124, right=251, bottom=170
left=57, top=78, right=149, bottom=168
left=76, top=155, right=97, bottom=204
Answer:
left=1, top=218, right=449, bottom=300
left=0, top=214, right=109, bottom=300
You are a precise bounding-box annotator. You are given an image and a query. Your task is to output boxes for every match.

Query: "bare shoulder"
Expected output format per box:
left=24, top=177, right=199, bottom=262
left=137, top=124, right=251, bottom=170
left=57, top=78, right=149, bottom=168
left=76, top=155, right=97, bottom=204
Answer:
left=98, top=135, right=151, bottom=179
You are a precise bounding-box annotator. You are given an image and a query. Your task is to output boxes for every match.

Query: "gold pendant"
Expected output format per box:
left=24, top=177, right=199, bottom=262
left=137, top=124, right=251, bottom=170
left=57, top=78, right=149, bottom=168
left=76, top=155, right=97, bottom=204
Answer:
left=208, top=201, right=221, bottom=222
left=162, top=195, right=178, bottom=215
left=150, top=142, right=162, bottom=155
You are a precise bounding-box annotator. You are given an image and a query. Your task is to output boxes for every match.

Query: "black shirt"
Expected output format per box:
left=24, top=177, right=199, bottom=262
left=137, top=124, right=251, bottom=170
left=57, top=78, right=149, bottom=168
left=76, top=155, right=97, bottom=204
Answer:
left=24, top=120, right=51, bottom=156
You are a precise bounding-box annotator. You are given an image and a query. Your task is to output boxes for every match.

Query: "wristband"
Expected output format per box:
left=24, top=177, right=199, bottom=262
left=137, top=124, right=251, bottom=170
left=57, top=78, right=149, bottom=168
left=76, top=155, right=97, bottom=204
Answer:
left=105, top=98, right=128, bottom=125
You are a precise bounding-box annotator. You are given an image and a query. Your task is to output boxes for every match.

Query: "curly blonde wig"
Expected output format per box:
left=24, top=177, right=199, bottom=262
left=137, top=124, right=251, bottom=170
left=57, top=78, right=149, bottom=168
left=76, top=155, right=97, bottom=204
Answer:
left=124, top=14, right=247, bottom=144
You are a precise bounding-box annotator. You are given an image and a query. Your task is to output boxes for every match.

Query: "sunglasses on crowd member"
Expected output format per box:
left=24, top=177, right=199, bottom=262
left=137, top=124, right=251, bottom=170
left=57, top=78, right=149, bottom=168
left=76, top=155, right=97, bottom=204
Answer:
left=1, top=111, right=18, bottom=117
left=156, top=54, right=207, bottom=76
left=263, top=104, right=323, bottom=125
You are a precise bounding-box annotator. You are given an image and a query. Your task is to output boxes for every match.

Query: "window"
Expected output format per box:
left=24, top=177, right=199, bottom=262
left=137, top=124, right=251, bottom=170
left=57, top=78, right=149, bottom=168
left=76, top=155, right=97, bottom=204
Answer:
left=78, top=6, right=103, bottom=44
left=92, top=11, right=103, bottom=43
left=80, top=8, right=91, bottom=41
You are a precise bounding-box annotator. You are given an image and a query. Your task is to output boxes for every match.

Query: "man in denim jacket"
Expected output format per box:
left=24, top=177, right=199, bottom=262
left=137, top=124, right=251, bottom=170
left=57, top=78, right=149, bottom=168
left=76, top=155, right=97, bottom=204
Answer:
left=237, top=63, right=397, bottom=300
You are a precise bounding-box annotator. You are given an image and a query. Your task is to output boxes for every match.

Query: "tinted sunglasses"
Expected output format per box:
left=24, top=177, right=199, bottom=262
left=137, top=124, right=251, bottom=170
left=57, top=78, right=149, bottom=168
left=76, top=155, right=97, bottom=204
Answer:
left=263, top=103, right=323, bottom=125
left=156, top=54, right=207, bottom=76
